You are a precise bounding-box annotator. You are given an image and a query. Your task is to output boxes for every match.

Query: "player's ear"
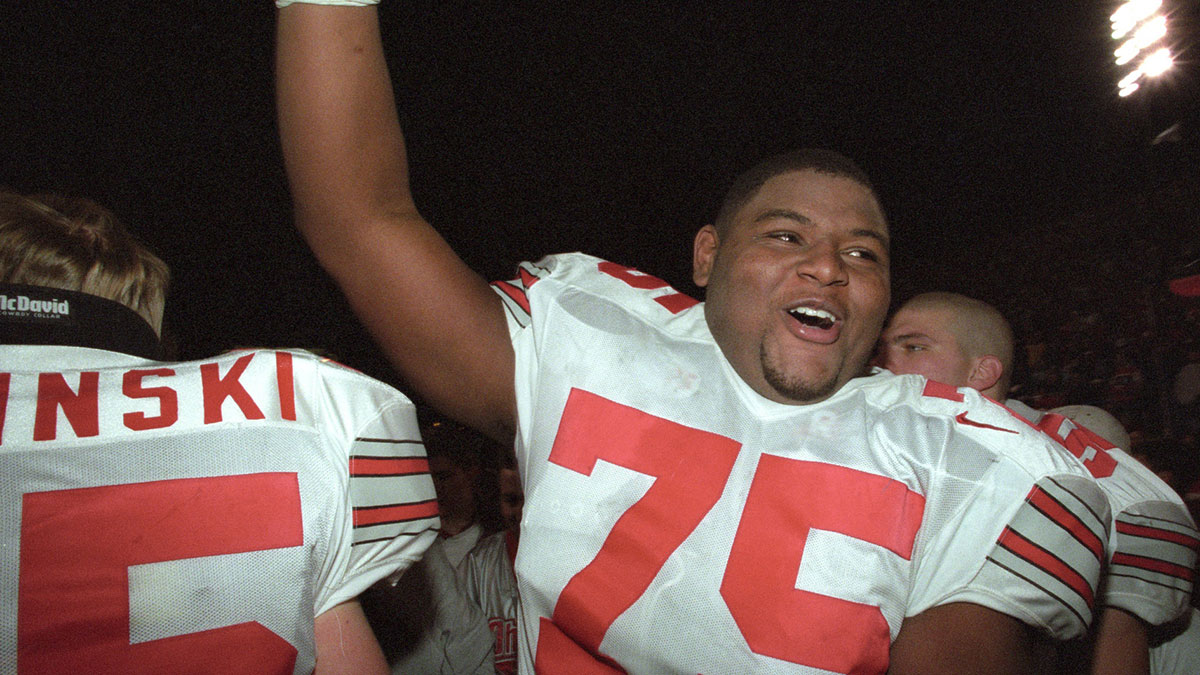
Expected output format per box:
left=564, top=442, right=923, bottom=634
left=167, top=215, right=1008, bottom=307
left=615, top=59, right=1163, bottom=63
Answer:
left=693, top=225, right=719, bottom=288
left=967, top=355, right=1003, bottom=395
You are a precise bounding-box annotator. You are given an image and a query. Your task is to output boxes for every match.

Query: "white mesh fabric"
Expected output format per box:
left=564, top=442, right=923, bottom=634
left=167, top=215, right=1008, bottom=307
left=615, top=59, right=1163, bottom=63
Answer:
left=0, top=347, right=437, bottom=674
left=503, top=253, right=1108, bottom=673
left=1033, top=408, right=1198, bottom=625
left=461, top=531, right=520, bottom=672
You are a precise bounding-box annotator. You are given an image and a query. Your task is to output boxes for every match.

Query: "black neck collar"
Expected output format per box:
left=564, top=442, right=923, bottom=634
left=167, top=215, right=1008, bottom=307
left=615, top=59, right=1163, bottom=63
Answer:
left=0, top=283, right=163, bottom=360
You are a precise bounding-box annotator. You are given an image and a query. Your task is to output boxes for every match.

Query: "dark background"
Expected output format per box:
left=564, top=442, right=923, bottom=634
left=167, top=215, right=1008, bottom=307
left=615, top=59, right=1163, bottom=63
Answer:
left=3, top=1, right=1198, bottom=391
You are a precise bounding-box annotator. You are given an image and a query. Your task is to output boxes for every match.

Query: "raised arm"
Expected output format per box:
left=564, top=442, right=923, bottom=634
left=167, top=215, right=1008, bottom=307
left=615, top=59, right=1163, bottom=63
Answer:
left=276, top=3, right=515, bottom=442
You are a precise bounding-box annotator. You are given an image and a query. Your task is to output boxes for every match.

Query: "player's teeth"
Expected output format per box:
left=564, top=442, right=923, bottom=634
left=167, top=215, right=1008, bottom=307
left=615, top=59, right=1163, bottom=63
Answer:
left=788, top=307, right=836, bottom=330
left=789, top=308, right=835, bottom=322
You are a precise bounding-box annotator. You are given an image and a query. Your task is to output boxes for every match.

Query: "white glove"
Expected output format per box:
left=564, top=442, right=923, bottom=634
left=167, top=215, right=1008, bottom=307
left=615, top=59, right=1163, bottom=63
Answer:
left=276, top=0, right=378, bottom=7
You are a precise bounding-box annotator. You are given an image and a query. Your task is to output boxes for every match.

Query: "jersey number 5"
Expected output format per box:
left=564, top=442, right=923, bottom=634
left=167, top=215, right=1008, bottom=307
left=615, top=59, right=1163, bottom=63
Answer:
left=18, top=473, right=303, bottom=674
left=533, top=389, right=924, bottom=674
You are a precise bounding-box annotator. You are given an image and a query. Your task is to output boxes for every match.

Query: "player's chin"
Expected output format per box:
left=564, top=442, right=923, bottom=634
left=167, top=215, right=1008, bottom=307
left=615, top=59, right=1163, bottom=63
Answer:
left=762, top=361, right=841, bottom=405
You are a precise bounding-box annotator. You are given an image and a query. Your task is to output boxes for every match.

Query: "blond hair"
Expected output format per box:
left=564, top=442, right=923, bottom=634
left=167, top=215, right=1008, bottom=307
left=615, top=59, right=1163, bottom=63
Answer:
left=0, top=191, right=168, bottom=335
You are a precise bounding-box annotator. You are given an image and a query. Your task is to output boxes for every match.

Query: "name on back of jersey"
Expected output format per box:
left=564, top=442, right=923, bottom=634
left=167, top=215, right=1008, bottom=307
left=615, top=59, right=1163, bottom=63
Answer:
left=0, top=351, right=299, bottom=445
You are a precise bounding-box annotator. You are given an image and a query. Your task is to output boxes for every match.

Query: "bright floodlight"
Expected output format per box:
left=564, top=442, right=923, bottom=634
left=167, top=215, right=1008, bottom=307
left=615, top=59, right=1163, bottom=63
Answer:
left=1115, top=15, right=1168, bottom=64
left=1119, top=69, right=1144, bottom=89
left=1133, top=15, right=1168, bottom=47
left=1142, top=47, right=1174, bottom=76
left=1111, top=0, right=1163, bottom=26
left=1111, top=0, right=1163, bottom=39
left=1112, top=17, right=1139, bottom=40
left=1115, top=40, right=1141, bottom=65
left=1110, top=0, right=1172, bottom=96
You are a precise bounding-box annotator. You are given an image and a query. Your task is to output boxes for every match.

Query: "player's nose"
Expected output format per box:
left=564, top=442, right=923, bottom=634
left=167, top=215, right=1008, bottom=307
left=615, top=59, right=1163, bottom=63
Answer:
left=795, top=242, right=848, bottom=287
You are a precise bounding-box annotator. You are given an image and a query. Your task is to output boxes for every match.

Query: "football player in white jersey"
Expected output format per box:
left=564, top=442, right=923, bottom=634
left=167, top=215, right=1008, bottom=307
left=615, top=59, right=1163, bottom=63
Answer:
left=0, top=190, right=440, bottom=674
left=461, top=456, right=524, bottom=674
left=880, top=291, right=1200, bottom=675
left=276, top=2, right=1112, bottom=672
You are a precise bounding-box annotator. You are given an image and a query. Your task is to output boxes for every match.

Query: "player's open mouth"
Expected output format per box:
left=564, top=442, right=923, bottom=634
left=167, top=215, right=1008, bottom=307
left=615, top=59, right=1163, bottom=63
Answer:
left=784, top=304, right=842, bottom=344
left=788, top=306, right=836, bottom=330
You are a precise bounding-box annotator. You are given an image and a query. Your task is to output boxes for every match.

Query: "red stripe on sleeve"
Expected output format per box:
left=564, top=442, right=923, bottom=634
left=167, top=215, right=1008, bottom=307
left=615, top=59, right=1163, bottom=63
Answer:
left=519, top=267, right=541, bottom=289
left=1111, top=552, right=1196, bottom=581
left=1028, top=487, right=1105, bottom=563
left=492, top=280, right=531, bottom=315
left=276, top=351, right=296, bottom=421
left=1116, top=521, right=1200, bottom=551
left=999, top=527, right=1095, bottom=608
left=349, top=456, right=430, bottom=477
left=353, top=499, right=439, bottom=527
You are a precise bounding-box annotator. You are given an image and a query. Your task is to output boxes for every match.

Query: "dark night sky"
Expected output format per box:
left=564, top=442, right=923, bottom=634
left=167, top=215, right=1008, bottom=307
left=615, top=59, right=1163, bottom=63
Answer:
left=3, top=1, right=1198, bottom=385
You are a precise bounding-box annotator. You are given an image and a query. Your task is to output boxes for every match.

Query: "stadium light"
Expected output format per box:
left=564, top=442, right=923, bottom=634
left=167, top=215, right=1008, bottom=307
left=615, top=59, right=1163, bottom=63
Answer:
left=1111, top=0, right=1162, bottom=38
left=1119, top=82, right=1141, bottom=97
left=1142, top=47, right=1174, bottom=75
left=1110, top=0, right=1174, bottom=96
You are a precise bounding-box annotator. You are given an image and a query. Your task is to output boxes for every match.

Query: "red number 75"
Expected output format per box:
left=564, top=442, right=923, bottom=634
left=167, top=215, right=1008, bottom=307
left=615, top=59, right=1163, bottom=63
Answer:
left=534, top=389, right=925, bottom=674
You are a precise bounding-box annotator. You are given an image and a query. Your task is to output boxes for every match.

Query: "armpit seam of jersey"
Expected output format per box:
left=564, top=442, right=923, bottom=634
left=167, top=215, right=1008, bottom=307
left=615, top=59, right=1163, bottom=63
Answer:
left=922, top=587, right=1052, bottom=634
left=315, top=550, right=431, bottom=617
left=1102, top=591, right=1186, bottom=625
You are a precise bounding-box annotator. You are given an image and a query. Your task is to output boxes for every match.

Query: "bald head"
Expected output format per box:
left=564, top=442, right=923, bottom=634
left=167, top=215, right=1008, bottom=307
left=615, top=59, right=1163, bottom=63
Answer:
left=879, top=292, right=1014, bottom=400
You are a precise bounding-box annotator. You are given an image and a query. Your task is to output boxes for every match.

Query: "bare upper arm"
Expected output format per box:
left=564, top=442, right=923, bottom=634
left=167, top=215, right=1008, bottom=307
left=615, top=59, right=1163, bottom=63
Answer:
left=276, top=5, right=515, bottom=442
left=888, top=602, right=1055, bottom=675
left=313, top=599, right=389, bottom=675
left=324, top=214, right=517, bottom=443
left=1088, top=607, right=1150, bottom=675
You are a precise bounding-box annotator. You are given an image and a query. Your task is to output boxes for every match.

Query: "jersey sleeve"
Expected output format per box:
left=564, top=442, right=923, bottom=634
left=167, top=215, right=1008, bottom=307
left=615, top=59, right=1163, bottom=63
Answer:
left=489, top=253, right=701, bottom=341
left=898, top=383, right=1113, bottom=639
left=1034, top=413, right=1200, bottom=626
left=491, top=259, right=553, bottom=338
left=310, top=363, right=440, bottom=616
left=966, top=472, right=1110, bottom=638
left=1106, top=498, right=1200, bottom=625
left=909, top=457, right=1111, bottom=640
left=1150, top=608, right=1200, bottom=675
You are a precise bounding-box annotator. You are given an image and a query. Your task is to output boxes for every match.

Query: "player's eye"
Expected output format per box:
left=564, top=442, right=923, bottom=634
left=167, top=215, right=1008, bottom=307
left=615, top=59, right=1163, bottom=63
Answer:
left=767, top=231, right=802, bottom=244
left=845, top=248, right=881, bottom=262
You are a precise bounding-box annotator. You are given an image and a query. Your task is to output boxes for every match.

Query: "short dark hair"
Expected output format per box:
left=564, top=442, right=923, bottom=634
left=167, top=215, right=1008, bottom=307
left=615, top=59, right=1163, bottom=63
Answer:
left=713, top=149, right=879, bottom=235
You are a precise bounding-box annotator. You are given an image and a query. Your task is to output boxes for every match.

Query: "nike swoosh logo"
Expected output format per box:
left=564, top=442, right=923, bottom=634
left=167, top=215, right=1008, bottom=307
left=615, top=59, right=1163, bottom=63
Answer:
left=955, top=412, right=1018, bottom=434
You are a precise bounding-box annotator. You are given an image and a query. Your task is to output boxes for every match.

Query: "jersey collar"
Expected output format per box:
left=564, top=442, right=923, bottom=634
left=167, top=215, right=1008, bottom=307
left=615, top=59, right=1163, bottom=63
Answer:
left=0, top=283, right=163, bottom=360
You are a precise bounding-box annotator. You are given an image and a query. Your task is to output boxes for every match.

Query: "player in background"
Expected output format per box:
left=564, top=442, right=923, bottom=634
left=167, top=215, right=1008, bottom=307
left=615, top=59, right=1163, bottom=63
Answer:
left=0, top=190, right=440, bottom=674
left=361, top=420, right=496, bottom=673
left=276, top=2, right=1111, bottom=672
left=425, top=419, right=495, bottom=569
left=360, top=539, right=495, bottom=674
left=461, top=454, right=524, bottom=674
left=879, top=291, right=1200, bottom=675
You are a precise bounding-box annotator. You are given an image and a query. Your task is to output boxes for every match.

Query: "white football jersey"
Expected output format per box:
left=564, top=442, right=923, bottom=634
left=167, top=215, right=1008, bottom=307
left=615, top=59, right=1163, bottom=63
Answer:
left=461, top=530, right=520, bottom=674
left=0, top=346, right=440, bottom=675
left=372, top=538, right=495, bottom=675
left=1007, top=401, right=1199, bottom=626
left=1150, top=608, right=1200, bottom=675
left=492, top=253, right=1110, bottom=674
